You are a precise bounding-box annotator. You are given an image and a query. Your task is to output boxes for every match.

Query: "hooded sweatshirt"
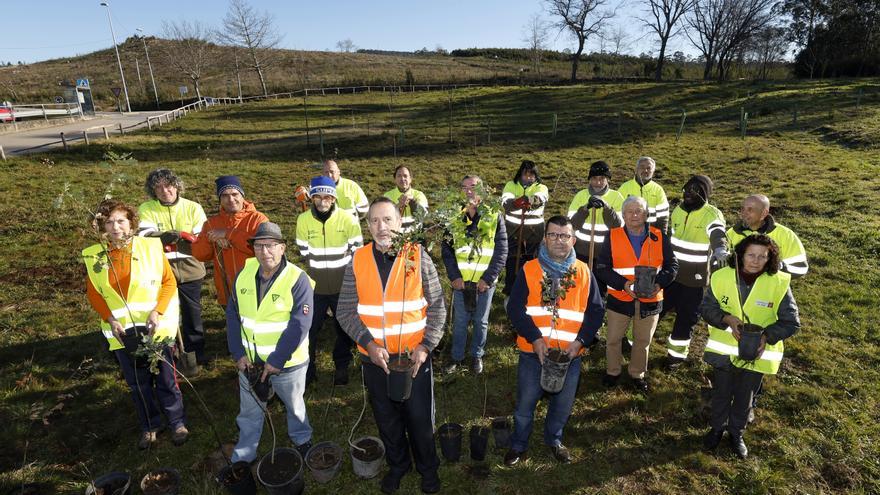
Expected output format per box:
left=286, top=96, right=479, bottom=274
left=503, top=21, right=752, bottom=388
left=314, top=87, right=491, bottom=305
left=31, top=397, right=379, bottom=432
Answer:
left=192, top=200, right=269, bottom=305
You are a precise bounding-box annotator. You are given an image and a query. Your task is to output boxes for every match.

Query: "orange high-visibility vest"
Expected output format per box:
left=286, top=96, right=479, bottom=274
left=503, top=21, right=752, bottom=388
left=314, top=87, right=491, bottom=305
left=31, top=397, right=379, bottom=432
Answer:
left=607, top=226, right=665, bottom=303
left=353, top=243, right=427, bottom=355
left=516, top=258, right=592, bottom=356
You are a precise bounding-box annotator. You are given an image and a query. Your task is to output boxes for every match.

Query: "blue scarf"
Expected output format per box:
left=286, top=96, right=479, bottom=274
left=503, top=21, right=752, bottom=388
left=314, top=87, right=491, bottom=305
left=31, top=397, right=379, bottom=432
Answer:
left=537, top=243, right=576, bottom=279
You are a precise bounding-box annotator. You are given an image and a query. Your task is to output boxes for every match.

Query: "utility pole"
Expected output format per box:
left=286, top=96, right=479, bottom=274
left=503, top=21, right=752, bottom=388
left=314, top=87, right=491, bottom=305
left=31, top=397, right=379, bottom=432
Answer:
left=137, top=28, right=160, bottom=110
left=100, top=2, right=131, bottom=112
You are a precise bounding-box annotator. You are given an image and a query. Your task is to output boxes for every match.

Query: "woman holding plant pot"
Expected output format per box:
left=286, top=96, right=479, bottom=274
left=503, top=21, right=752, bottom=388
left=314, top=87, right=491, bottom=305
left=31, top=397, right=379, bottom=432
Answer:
left=700, top=234, right=800, bottom=459
left=83, top=199, right=188, bottom=450
left=595, top=195, right=678, bottom=393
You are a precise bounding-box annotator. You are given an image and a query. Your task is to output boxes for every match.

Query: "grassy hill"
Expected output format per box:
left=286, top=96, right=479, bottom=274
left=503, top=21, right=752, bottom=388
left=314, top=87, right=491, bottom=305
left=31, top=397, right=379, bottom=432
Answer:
left=0, top=79, right=878, bottom=493
left=0, top=38, right=788, bottom=111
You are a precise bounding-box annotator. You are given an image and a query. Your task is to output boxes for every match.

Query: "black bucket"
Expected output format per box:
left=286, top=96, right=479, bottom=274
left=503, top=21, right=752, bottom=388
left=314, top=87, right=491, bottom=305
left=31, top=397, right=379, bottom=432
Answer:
left=257, top=447, right=305, bottom=495
left=121, top=326, right=150, bottom=368
left=85, top=472, right=131, bottom=495
left=540, top=349, right=572, bottom=394
left=738, top=324, right=764, bottom=361
left=140, top=468, right=180, bottom=495
left=633, top=265, right=657, bottom=299
left=437, top=423, right=463, bottom=462
left=491, top=417, right=511, bottom=450
left=463, top=282, right=478, bottom=312
left=469, top=426, right=490, bottom=461
left=386, top=355, right=414, bottom=402
left=217, top=461, right=257, bottom=495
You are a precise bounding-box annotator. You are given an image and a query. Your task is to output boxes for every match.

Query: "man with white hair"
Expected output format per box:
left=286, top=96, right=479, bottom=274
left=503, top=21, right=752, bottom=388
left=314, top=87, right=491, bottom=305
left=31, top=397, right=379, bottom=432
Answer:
left=618, top=156, right=670, bottom=234
left=727, top=194, right=808, bottom=279
left=323, top=159, right=369, bottom=219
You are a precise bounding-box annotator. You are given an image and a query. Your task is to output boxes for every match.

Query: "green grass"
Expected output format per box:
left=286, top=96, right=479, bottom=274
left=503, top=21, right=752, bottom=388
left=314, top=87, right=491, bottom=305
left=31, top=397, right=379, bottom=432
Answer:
left=1, top=79, right=879, bottom=494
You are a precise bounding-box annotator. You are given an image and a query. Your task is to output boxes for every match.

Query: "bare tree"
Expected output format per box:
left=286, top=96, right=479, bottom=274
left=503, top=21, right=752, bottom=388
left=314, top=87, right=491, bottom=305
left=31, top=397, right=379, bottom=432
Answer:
left=217, top=0, right=282, bottom=96
left=746, top=25, right=788, bottom=79
left=546, top=0, right=617, bottom=82
left=638, top=0, right=696, bottom=80
left=714, top=0, right=777, bottom=80
left=161, top=20, right=215, bottom=100
left=336, top=39, right=356, bottom=52
left=523, top=13, right=551, bottom=74
left=608, top=24, right=632, bottom=54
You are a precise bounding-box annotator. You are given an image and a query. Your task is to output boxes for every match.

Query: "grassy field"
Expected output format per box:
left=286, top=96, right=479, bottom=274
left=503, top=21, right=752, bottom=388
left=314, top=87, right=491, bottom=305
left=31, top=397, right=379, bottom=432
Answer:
left=0, top=79, right=878, bottom=494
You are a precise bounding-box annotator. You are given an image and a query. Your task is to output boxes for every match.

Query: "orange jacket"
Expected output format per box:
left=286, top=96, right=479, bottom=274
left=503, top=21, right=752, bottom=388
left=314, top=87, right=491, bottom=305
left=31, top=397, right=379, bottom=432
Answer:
left=86, top=243, right=177, bottom=321
left=191, top=200, right=268, bottom=305
left=607, top=226, right=665, bottom=304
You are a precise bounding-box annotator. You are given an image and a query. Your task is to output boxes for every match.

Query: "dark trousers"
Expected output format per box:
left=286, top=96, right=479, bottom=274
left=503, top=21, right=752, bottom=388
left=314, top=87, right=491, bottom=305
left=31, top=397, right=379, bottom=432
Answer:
left=307, top=293, right=355, bottom=381
left=660, top=281, right=704, bottom=354
left=503, top=240, right=540, bottom=295
left=115, top=346, right=186, bottom=433
left=178, top=279, right=205, bottom=360
left=710, top=361, right=764, bottom=437
left=362, top=358, right=439, bottom=479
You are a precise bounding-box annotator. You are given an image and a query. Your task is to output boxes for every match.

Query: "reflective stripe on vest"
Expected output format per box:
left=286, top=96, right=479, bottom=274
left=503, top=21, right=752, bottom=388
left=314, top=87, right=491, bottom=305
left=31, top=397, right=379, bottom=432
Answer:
left=607, top=227, right=665, bottom=303
left=727, top=223, right=808, bottom=277
left=137, top=198, right=206, bottom=261
left=618, top=179, right=669, bottom=223
left=82, top=237, right=180, bottom=351
left=501, top=181, right=549, bottom=225
left=516, top=259, right=592, bottom=356
left=295, top=210, right=361, bottom=272
left=453, top=211, right=498, bottom=282
left=670, top=204, right=725, bottom=265
left=236, top=257, right=314, bottom=368
left=353, top=243, right=427, bottom=355
left=705, top=267, right=790, bottom=375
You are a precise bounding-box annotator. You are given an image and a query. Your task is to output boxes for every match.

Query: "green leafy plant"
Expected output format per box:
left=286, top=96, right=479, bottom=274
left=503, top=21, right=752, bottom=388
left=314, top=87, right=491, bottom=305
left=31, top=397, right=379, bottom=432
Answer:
left=134, top=336, right=175, bottom=375
left=540, top=266, right=577, bottom=326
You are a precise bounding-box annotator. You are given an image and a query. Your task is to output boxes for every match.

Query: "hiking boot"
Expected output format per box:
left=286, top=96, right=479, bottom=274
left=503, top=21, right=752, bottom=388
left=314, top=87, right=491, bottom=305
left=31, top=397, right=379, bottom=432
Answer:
left=602, top=373, right=620, bottom=387
left=471, top=357, right=484, bottom=375
left=631, top=378, right=649, bottom=393
left=172, top=425, right=189, bottom=446
left=442, top=360, right=462, bottom=375
left=295, top=440, right=313, bottom=459
left=420, top=473, right=441, bottom=494
left=137, top=431, right=157, bottom=450
left=703, top=429, right=724, bottom=451
left=549, top=443, right=572, bottom=464
left=380, top=471, right=404, bottom=494
left=730, top=434, right=748, bottom=459
left=503, top=448, right=526, bottom=466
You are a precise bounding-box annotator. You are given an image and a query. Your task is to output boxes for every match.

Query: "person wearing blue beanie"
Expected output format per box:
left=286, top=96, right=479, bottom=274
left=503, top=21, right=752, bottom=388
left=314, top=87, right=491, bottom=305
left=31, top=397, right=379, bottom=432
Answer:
left=215, top=176, right=245, bottom=198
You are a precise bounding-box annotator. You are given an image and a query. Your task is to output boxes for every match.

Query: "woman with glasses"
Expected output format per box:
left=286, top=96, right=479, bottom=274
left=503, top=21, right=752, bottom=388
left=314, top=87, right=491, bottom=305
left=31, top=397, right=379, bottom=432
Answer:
left=699, top=233, right=800, bottom=459
left=595, top=195, right=678, bottom=393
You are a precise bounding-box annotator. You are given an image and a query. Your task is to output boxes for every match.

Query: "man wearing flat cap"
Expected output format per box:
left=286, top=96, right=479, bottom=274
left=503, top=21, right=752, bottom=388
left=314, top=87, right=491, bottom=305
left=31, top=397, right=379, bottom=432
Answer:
left=226, top=222, right=316, bottom=462
left=295, top=176, right=364, bottom=386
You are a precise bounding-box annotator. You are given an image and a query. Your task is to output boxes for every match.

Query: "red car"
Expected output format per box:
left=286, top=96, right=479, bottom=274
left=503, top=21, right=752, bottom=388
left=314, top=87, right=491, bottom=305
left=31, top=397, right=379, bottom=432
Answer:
left=0, top=106, right=12, bottom=123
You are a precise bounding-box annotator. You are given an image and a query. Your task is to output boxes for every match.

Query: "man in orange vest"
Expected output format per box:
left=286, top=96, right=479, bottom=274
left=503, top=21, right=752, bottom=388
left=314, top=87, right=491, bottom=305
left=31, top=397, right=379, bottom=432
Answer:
left=595, top=196, right=678, bottom=393
left=337, top=197, right=447, bottom=494
left=504, top=215, right=605, bottom=466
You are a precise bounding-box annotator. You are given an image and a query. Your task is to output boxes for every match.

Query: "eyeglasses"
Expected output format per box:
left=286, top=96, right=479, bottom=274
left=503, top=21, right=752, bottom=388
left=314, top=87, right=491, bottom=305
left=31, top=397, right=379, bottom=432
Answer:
left=545, top=233, right=572, bottom=242
left=253, top=242, right=281, bottom=251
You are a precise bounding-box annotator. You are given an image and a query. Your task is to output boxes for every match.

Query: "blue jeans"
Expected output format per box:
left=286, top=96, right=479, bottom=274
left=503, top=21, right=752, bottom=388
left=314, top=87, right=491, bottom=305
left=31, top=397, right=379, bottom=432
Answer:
left=450, top=285, right=494, bottom=361
left=510, top=351, right=581, bottom=451
left=232, top=364, right=313, bottom=463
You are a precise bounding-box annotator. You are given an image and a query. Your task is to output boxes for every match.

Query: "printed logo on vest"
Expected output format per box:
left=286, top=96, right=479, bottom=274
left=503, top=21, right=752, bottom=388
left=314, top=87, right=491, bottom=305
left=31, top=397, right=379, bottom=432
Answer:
left=720, top=295, right=729, bottom=305
left=302, top=304, right=310, bottom=315
left=240, top=288, right=247, bottom=294
left=272, top=294, right=280, bottom=303
left=755, top=300, right=774, bottom=308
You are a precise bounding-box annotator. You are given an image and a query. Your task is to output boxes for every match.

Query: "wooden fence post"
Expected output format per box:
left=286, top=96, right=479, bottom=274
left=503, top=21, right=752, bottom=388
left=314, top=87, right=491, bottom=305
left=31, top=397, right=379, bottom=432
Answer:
left=0, top=145, right=5, bottom=161
left=118, top=123, right=125, bottom=135
left=103, top=126, right=110, bottom=140
left=60, top=132, right=68, bottom=152
left=83, top=130, right=90, bottom=145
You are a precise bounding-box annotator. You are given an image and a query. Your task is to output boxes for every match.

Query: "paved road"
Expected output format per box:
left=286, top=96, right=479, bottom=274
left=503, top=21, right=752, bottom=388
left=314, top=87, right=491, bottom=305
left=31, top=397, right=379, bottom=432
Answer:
left=0, top=111, right=165, bottom=155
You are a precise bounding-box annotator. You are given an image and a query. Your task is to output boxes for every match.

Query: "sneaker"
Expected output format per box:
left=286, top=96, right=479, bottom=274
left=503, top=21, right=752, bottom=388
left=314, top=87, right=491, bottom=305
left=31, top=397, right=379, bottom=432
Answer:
left=631, top=378, right=649, bottom=393
left=442, top=361, right=462, bottom=375
left=503, top=448, right=526, bottom=466
left=747, top=409, right=755, bottom=424
left=622, top=337, right=632, bottom=352
left=171, top=425, right=189, bottom=446
left=602, top=373, right=620, bottom=387
left=295, top=440, right=312, bottom=459
left=137, top=431, right=157, bottom=450
left=333, top=367, right=349, bottom=386
left=549, top=443, right=572, bottom=464
left=471, top=357, right=483, bottom=375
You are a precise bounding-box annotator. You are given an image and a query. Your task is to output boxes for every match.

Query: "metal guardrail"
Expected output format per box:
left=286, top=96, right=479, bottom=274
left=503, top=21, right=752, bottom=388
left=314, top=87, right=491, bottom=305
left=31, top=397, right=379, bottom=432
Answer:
left=8, top=103, right=83, bottom=120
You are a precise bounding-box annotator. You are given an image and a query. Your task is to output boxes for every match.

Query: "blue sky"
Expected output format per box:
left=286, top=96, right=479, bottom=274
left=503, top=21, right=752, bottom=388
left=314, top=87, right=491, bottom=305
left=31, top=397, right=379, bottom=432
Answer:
left=1, top=0, right=695, bottom=64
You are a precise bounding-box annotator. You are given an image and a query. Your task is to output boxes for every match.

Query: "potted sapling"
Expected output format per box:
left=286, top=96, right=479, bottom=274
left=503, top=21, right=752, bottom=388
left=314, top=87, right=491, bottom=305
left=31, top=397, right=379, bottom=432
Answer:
left=539, top=269, right=577, bottom=393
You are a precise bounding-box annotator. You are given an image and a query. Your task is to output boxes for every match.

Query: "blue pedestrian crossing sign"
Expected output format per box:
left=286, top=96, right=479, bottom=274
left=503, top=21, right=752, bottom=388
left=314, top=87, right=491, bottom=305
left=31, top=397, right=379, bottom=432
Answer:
left=76, top=78, right=90, bottom=88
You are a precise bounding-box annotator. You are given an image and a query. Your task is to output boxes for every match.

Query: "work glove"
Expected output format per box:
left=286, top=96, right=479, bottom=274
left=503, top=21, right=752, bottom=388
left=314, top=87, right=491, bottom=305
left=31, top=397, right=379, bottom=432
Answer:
left=710, top=247, right=729, bottom=267
left=512, top=196, right=531, bottom=210
left=179, top=232, right=196, bottom=243
left=587, top=196, right=608, bottom=209
left=159, top=231, right=181, bottom=246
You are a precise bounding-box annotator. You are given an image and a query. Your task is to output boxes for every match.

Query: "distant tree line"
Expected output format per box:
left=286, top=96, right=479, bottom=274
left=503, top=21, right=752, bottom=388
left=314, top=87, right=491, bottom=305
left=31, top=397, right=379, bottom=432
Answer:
left=788, top=0, right=880, bottom=77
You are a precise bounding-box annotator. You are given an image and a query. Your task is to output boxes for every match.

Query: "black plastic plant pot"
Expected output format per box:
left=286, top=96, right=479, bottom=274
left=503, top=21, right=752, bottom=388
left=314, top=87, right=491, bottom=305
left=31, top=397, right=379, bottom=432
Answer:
left=305, top=441, right=343, bottom=484
left=350, top=436, right=386, bottom=479
left=121, top=325, right=150, bottom=368
left=257, top=447, right=305, bottom=495
left=437, top=423, right=463, bottom=462
left=491, top=417, right=511, bottom=450
left=217, top=461, right=257, bottom=495
left=633, top=265, right=657, bottom=299
left=463, top=282, right=478, bottom=312
left=140, top=468, right=180, bottom=495
left=469, top=426, right=490, bottom=461
left=246, top=363, right=273, bottom=402
left=540, top=349, right=572, bottom=394
left=738, top=324, right=764, bottom=361
left=386, top=355, right=414, bottom=402
left=85, top=471, right=131, bottom=495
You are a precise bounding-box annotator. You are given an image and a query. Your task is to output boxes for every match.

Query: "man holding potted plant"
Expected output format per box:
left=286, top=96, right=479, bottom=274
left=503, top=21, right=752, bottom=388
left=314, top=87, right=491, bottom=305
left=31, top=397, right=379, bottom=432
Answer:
left=337, top=197, right=447, bottom=494
left=504, top=215, right=605, bottom=466
left=383, top=165, right=429, bottom=233
left=441, top=175, right=507, bottom=375
left=225, top=222, right=315, bottom=463
left=595, top=196, right=678, bottom=393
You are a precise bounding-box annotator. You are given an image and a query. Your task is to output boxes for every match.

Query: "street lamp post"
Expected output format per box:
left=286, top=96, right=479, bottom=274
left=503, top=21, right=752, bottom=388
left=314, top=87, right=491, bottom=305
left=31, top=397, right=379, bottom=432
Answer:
left=136, top=28, right=160, bottom=110
left=100, top=2, right=131, bottom=113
